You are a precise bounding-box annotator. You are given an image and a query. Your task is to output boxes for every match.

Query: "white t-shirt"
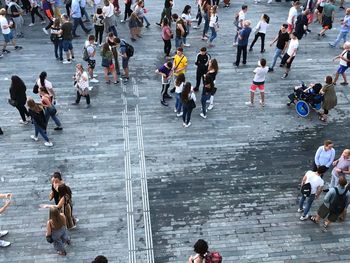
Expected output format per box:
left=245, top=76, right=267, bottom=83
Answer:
left=287, top=39, right=299, bottom=56
left=103, top=4, right=114, bottom=18
left=305, top=171, right=324, bottom=194
left=287, top=7, right=298, bottom=25
left=175, top=82, right=184, bottom=93
left=256, top=20, right=268, bottom=34
left=85, top=41, right=96, bottom=60
left=340, top=50, right=349, bottom=67
left=0, top=16, right=11, bottom=35
left=238, top=10, right=245, bottom=22
left=209, top=14, right=218, bottom=28
left=181, top=13, right=192, bottom=24
left=37, top=79, right=54, bottom=96
left=253, top=66, right=269, bottom=83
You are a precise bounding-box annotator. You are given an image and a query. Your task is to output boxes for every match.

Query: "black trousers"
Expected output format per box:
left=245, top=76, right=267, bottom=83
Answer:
left=159, top=7, right=172, bottom=24
left=76, top=91, right=90, bottom=104
left=16, top=104, right=29, bottom=121
left=195, top=68, right=207, bottom=89
left=250, top=32, right=265, bottom=52
left=235, top=45, right=247, bottom=66
left=163, top=38, right=171, bottom=56
left=30, top=6, right=44, bottom=23
left=72, top=17, right=89, bottom=36
left=196, top=5, right=202, bottom=26
left=94, top=25, right=104, bottom=44
left=161, top=84, right=170, bottom=101
left=124, top=2, right=132, bottom=21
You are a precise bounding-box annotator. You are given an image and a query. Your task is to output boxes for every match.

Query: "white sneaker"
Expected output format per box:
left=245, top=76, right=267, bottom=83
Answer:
left=93, top=74, right=98, bottom=78
left=28, top=23, right=34, bottom=27
left=0, top=231, right=8, bottom=238
left=183, top=43, right=191, bottom=47
left=207, top=104, right=214, bottom=110
left=300, top=215, right=309, bottom=221
left=245, top=102, right=254, bottom=106
left=259, top=100, right=265, bottom=107
left=176, top=112, right=183, bottom=117
left=297, top=208, right=304, bottom=213
left=0, top=240, right=11, bottom=247
left=182, top=122, right=186, bottom=127
left=90, top=78, right=99, bottom=83
left=120, top=20, right=125, bottom=23
left=41, top=20, right=46, bottom=24
left=267, top=0, right=272, bottom=3
left=192, top=25, right=200, bottom=29
left=173, top=108, right=177, bottom=113
left=19, top=120, right=29, bottom=124
left=42, top=28, right=48, bottom=35
left=200, top=113, right=207, bottom=119
left=62, top=60, right=71, bottom=64
left=30, top=135, right=38, bottom=141
left=232, top=42, right=238, bottom=46
left=44, top=141, right=53, bottom=147
left=185, top=122, right=191, bottom=127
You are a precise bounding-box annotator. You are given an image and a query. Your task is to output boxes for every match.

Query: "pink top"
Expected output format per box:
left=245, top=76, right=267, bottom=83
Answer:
left=162, top=25, right=172, bottom=41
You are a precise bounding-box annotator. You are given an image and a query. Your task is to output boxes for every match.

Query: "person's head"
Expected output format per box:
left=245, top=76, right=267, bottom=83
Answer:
left=61, top=14, right=69, bottom=22
left=114, top=37, right=121, bottom=45
left=342, top=149, right=350, bottom=159
left=51, top=171, right=62, bottom=184
left=291, top=32, right=298, bottom=39
left=200, top=47, right=207, bottom=55
left=323, top=139, right=334, bottom=150
left=181, top=82, right=192, bottom=102
left=262, top=14, right=269, bottom=23
left=243, top=20, right=251, bottom=28
left=102, top=42, right=110, bottom=53
left=281, top=24, right=288, bottom=32
left=175, top=73, right=185, bottom=86
left=96, top=7, right=103, bottom=15
left=339, top=175, right=347, bottom=187
left=27, top=97, right=42, bottom=113
left=259, top=58, right=267, bottom=67
left=76, top=63, right=84, bottom=72
left=172, top=13, right=179, bottom=22
left=39, top=71, right=47, bottom=84
left=242, top=5, right=248, bottom=12
left=177, top=47, right=183, bottom=56
left=0, top=8, right=6, bottom=16
left=53, top=18, right=60, bottom=28
left=92, top=255, right=108, bottom=263
left=316, top=165, right=328, bottom=175
left=210, top=5, right=217, bottom=14
left=108, top=32, right=114, bottom=39
left=103, top=0, right=110, bottom=6
left=162, top=17, right=169, bottom=27
left=346, top=8, right=350, bottom=15
left=88, top=34, right=95, bottom=43
left=137, top=0, right=144, bottom=7
left=58, top=184, right=71, bottom=198
left=293, top=1, right=300, bottom=7
left=325, top=75, right=333, bottom=85
left=193, top=239, right=209, bottom=255
left=182, top=5, right=191, bottom=15
left=208, top=58, right=219, bottom=73
left=10, top=75, right=25, bottom=89
left=49, top=207, right=65, bottom=228
left=165, top=61, right=173, bottom=69
left=343, top=41, right=350, bottom=50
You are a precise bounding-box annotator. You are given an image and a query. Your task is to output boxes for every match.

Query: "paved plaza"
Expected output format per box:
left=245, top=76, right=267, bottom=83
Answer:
left=0, top=0, right=350, bottom=262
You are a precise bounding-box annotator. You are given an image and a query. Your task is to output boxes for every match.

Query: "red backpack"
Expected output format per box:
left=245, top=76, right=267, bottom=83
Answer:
left=205, top=251, right=222, bottom=263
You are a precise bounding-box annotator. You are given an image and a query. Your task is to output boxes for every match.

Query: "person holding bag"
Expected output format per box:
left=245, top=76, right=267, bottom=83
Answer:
left=101, top=43, right=119, bottom=85
left=181, top=82, right=196, bottom=128
left=72, top=64, right=91, bottom=108
left=39, top=87, right=63, bottom=131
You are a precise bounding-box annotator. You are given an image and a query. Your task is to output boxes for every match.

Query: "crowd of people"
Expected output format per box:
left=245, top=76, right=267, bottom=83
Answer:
left=0, top=0, right=349, bottom=260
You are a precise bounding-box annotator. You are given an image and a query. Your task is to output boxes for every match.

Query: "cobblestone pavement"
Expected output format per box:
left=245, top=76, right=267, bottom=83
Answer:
left=0, top=0, right=350, bottom=262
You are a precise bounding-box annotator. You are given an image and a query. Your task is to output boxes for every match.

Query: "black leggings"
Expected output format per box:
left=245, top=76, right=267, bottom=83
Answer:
left=94, top=25, right=104, bottom=44
left=30, top=6, right=44, bottom=23
left=196, top=5, right=202, bottom=26
left=195, top=68, right=206, bottom=89
left=124, top=2, right=132, bottom=21
left=163, top=38, right=171, bottom=56
left=323, top=109, right=329, bottom=115
left=250, top=32, right=265, bottom=52
left=161, top=84, right=170, bottom=101
left=16, top=104, right=29, bottom=121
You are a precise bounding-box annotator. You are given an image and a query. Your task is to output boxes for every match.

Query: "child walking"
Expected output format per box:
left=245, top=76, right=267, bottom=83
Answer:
left=245, top=58, right=269, bottom=107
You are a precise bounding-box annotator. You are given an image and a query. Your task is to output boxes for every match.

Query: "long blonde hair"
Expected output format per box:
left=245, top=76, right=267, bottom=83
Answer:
left=27, top=98, right=43, bottom=113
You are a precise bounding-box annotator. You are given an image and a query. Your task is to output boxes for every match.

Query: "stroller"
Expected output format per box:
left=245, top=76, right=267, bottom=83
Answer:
left=287, top=82, right=323, bottom=117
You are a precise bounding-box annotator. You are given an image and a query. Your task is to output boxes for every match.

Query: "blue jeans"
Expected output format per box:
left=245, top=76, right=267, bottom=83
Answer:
left=33, top=121, right=49, bottom=142
left=201, top=93, right=211, bottom=116
left=53, top=40, right=63, bottom=60
left=202, top=14, right=209, bottom=37
left=299, top=194, right=315, bottom=217
left=143, top=15, right=150, bottom=26
left=270, top=47, right=283, bottom=69
left=209, top=27, right=217, bottom=43
left=45, top=107, right=62, bottom=127
left=182, top=103, right=193, bottom=124
left=331, top=31, right=348, bottom=47
left=175, top=36, right=183, bottom=48
left=175, top=93, right=182, bottom=113
left=72, top=17, right=89, bottom=36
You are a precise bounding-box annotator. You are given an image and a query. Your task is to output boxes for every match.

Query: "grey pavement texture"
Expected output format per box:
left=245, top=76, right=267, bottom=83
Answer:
left=0, top=0, right=350, bottom=262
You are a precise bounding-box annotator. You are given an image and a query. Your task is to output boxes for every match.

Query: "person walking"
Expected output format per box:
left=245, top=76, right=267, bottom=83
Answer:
left=9, top=75, right=30, bottom=124
left=318, top=0, right=336, bottom=39
left=234, top=20, right=251, bottom=67
left=208, top=5, right=218, bottom=48
left=201, top=1, right=210, bottom=41
left=27, top=98, right=53, bottom=147
left=45, top=207, right=70, bottom=256
left=0, top=8, right=22, bottom=54
left=50, top=19, right=63, bottom=62
left=128, top=11, right=142, bottom=41
left=8, top=0, right=24, bottom=38
left=333, top=42, right=350, bottom=85
left=295, top=9, right=309, bottom=40
left=268, top=24, right=289, bottom=72
left=206, top=58, right=218, bottom=110
left=41, top=0, right=55, bottom=35
left=194, top=47, right=210, bottom=92
left=181, top=5, right=192, bottom=47
left=39, top=87, right=63, bottom=131
left=0, top=192, right=12, bottom=247
left=192, top=0, right=203, bottom=29
left=298, top=167, right=325, bottom=221
left=84, top=35, right=99, bottom=83
left=134, top=0, right=150, bottom=29
left=233, top=5, right=248, bottom=46
left=36, top=71, right=56, bottom=103
left=329, top=149, right=350, bottom=188
left=200, top=74, right=214, bottom=119
left=61, top=14, right=75, bottom=64
left=72, top=64, right=91, bottom=107
left=156, top=0, right=172, bottom=27
left=172, top=13, right=185, bottom=49
left=249, top=14, right=269, bottom=53
left=155, top=61, right=173, bottom=106
left=245, top=58, right=268, bottom=107
left=93, top=7, right=104, bottom=46
left=280, top=32, right=299, bottom=79
left=181, top=82, right=196, bottom=128
left=121, top=0, right=132, bottom=23
left=102, top=0, right=117, bottom=37
left=313, top=140, right=335, bottom=175
left=329, top=8, right=350, bottom=48
left=28, top=0, right=45, bottom=26
left=71, top=0, right=91, bottom=37
left=161, top=17, right=172, bottom=58
left=286, top=1, right=299, bottom=33
left=319, top=76, right=337, bottom=123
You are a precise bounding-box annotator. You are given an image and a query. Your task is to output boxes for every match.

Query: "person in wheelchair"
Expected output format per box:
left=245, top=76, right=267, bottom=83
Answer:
left=287, top=82, right=323, bottom=108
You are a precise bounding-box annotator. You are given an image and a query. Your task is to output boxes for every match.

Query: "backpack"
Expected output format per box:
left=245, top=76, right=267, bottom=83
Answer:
left=124, top=42, right=134, bottom=58
left=7, top=2, right=23, bottom=15
left=205, top=251, right=222, bottom=263
left=82, top=45, right=91, bottom=61
left=329, top=188, right=348, bottom=215
left=300, top=182, right=311, bottom=197
left=346, top=51, right=350, bottom=67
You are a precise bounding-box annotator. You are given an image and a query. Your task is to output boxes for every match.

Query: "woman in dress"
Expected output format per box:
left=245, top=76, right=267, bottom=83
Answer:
left=9, top=75, right=30, bottom=124
left=101, top=43, right=118, bottom=84
left=46, top=207, right=70, bottom=256
left=319, top=76, right=337, bottom=122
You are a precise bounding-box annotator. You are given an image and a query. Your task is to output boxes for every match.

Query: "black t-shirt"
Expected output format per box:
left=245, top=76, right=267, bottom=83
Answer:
left=61, top=22, right=73, bottom=40
left=10, top=4, right=20, bottom=18
left=164, top=0, right=172, bottom=8
left=276, top=30, right=290, bottom=50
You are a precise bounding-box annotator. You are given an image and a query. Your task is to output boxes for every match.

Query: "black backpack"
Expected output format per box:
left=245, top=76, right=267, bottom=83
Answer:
left=346, top=51, right=350, bottom=67
left=301, top=183, right=311, bottom=197
left=329, top=188, right=348, bottom=215
left=124, top=42, right=134, bottom=58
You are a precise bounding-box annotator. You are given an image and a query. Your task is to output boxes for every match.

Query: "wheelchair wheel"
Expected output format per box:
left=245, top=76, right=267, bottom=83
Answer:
left=295, top=100, right=310, bottom=117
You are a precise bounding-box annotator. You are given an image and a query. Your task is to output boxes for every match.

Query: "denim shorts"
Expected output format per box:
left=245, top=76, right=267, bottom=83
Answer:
left=122, top=57, right=129, bottom=69
left=3, top=31, right=13, bottom=43
left=62, top=40, right=73, bottom=52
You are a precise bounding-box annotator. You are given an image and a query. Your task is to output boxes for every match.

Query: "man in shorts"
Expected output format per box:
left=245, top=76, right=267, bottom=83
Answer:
left=310, top=176, right=350, bottom=230
left=280, top=32, right=299, bottom=79
left=85, top=35, right=98, bottom=83
left=318, top=0, right=336, bottom=39
left=286, top=1, right=299, bottom=33
left=61, top=14, right=75, bottom=64
left=0, top=8, right=22, bottom=54
left=333, top=41, right=350, bottom=85
left=117, top=38, right=130, bottom=82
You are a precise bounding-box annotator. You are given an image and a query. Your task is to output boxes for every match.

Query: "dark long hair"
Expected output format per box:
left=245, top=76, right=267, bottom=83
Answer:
left=10, top=75, right=26, bottom=91
left=175, top=73, right=185, bottom=87
left=182, top=5, right=191, bottom=15
left=181, top=82, right=192, bottom=103
left=39, top=71, right=47, bottom=88
left=58, top=184, right=72, bottom=199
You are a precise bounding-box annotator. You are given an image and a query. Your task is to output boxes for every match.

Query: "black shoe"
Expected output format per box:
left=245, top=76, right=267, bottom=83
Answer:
left=281, top=73, right=288, bottom=79
left=0, top=128, right=3, bottom=135
left=164, top=94, right=172, bottom=99
left=268, top=67, right=273, bottom=72
left=85, top=29, right=92, bottom=34
left=193, top=87, right=199, bottom=92
left=279, top=64, right=284, bottom=67
left=114, top=81, right=120, bottom=84
left=323, top=189, right=329, bottom=193
left=71, top=102, right=79, bottom=105
left=145, top=24, right=150, bottom=28
left=249, top=48, right=253, bottom=52
left=73, top=35, right=80, bottom=38
left=161, top=100, right=168, bottom=106
left=306, top=29, right=311, bottom=33
left=2, top=49, right=11, bottom=53
left=261, top=49, right=265, bottom=53
left=14, top=46, right=22, bottom=50
left=340, top=6, right=345, bottom=9
left=54, top=127, right=63, bottom=131
left=156, top=22, right=161, bottom=26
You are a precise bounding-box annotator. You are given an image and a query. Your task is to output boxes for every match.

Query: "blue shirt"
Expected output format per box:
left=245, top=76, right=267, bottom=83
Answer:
left=238, top=27, right=251, bottom=46
left=314, top=146, right=335, bottom=168
left=119, top=39, right=127, bottom=55
left=71, top=0, right=81, bottom=18
left=341, top=15, right=350, bottom=33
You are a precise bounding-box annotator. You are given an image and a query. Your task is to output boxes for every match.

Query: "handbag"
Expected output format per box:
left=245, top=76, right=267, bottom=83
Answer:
left=188, top=99, right=196, bottom=109
left=46, top=235, right=54, bottom=243
left=33, top=84, right=39, bottom=94
left=8, top=99, right=17, bottom=107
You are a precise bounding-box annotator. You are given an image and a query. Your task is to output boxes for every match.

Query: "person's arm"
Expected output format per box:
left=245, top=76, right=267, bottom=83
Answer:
left=301, top=174, right=307, bottom=186
left=315, top=147, right=322, bottom=166
left=0, top=193, right=12, bottom=199
left=326, top=150, right=336, bottom=168
left=270, top=33, right=279, bottom=46
left=0, top=200, right=11, bottom=214
left=332, top=157, right=340, bottom=167
left=315, top=185, right=323, bottom=199
left=42, top=196, right=64, bottom=209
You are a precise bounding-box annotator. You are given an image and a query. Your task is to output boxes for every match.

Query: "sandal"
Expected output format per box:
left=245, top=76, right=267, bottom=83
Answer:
left=310, top=215, right=318, bottom=224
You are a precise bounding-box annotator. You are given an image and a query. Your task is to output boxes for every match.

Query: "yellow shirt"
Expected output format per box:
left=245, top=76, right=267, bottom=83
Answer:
left=173, top=54, right=188, bottom=76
